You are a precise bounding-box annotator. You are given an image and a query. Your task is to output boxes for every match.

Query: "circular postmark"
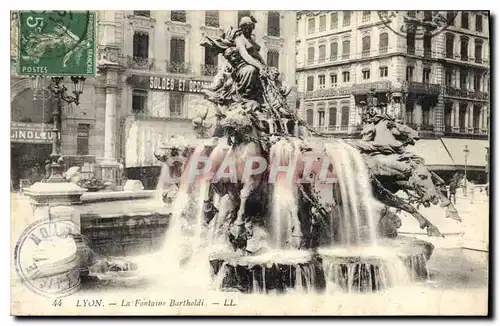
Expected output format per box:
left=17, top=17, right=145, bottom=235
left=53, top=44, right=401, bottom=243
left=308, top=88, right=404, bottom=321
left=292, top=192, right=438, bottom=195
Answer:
left=20, top=10, right=93, bottom=61
left=378, top=11, right=458, bottom=40
left=14, top=218, right=81, bottom=298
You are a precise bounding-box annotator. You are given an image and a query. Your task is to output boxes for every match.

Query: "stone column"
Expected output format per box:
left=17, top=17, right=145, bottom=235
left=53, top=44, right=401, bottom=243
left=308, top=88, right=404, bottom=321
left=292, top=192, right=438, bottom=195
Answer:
left=450, top=103, right=455, bottom=127
left=100, top=68, right=121, bottom=187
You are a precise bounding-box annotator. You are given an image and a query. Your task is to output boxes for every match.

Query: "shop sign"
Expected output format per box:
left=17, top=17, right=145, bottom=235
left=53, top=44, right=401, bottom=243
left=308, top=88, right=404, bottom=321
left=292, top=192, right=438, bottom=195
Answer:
left=11, top=122, right=54, bottom=144
left=149, top=76, right=211, bottom=94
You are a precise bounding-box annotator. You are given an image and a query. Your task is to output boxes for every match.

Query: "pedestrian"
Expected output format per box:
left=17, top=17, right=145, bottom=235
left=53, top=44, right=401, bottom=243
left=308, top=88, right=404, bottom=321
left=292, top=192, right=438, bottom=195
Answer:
left=449, top=172, right=459, bottom=204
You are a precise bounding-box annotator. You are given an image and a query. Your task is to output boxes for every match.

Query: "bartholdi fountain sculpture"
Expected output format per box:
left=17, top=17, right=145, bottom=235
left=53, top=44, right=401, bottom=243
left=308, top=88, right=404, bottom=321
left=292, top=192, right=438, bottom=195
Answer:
left=149, top=16, right=464, bottom=293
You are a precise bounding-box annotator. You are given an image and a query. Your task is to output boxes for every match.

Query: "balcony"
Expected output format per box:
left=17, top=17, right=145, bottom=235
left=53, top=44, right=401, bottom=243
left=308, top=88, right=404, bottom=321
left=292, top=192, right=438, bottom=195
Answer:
left=461, top=54, right=468, bottom=61
left=475, top=57, right=483, bottom=64
left=407, top=46, right=415, bottom=55
left=443, top=86, right=489, bottom=101
left=127, top=56, right=155, bottom=70
left=362, top=50, right=370, bottom=57
left=166, top=61, right=191, bottom=74
left=200, top=64, right=218, bottom=76
left=171, top=11, right=186, bottom=23
left=133, top=11, right=150, bottom=17
left=379, top=46, right=387, bottom=54
left=423, top=48, right=432, bottom=58
left=445, top=51, right=453, bottom=59
left=403, top=81, right=441, bottom=95
left=444, top=125, right=452, bottom=133
left=267, top=26, right=280, bottom=37
left=298, top=87, right=352, bottom=99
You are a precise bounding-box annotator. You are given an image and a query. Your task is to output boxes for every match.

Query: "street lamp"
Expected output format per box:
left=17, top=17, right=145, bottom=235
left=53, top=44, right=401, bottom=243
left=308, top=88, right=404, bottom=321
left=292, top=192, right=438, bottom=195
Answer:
left=30, top=76, right=86, bottom=183
left=463, top=145, right=470, bottom=197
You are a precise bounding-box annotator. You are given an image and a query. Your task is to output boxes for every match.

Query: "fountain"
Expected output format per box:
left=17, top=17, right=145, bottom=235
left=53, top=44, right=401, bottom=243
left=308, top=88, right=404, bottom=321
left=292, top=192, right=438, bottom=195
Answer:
left=145, top=16, right=450, bottom=294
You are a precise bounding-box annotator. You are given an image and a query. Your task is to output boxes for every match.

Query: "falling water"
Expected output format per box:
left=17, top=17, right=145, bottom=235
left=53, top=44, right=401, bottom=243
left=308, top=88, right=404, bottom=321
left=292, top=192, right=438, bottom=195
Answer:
left=324, top=140, right=378, bottom=245
left=270, top=140, right=301, bottom=249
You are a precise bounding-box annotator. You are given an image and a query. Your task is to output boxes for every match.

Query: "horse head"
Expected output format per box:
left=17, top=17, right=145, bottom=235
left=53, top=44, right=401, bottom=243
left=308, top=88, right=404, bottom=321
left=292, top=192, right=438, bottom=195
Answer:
left=219, top=103, right=255, bottom=142
left=404, top=155, right=440, bottom=207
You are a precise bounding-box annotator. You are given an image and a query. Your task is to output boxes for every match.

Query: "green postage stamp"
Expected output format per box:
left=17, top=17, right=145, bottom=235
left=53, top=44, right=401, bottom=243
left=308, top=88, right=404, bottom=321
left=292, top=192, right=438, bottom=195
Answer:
left=17, top=11, right=96, bottom=76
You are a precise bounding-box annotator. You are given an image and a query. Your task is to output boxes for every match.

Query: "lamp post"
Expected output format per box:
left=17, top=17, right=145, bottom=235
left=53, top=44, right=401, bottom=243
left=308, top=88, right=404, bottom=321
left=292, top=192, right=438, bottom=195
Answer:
left=30, top=76, right=86, bottom=183
left=463, top=145, right=470, bottom=197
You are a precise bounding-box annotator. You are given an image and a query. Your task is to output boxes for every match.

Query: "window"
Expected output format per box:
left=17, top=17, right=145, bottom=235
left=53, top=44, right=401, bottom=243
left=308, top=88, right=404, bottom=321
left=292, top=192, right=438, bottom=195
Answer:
left=319, top=15, right=326, bottom=32
left=307, top=47, right=315, bottom=64
left=423, top=68, right=431, bottom=83
left=460, top=36, right=469, bottom=61
left=330, top=12, right=338, bottom=29
left=132, top=89, right=148, bottom=114
left=134, top=11, right=150, bottom=17
left=267, top=50, right=279, bottom=69
left=379, top=66, right=388, bottom=78
left=473, top=105, right=481, bottom=130
left=330, top=42, right=338, bottom=61
left=307, top=76, right=314, bottom=91
left=329, top=107, right=337, bottom=126
left=203, top=45, right=219, bottom=75
left=343, top=11, right=351, bottom=26
left=474, top=74, right=481, bottom=91
left=330, top=74, right=337, bottom=86
left=447, top=12, right=455, bottom=26
left=460, top=69, right=468, bottom=89
left=306, top=109, right=314, bottom=125
left=171, top=10, right=186, bottom=22
left=445, top=69, right=453, bottom=86
left=423, top=33, right=432, bottom=57
left=362, top=69, right=370, bottom=80
left=308, top=17, right=315, bottom=34
left=475, top=14, right=483, bottom=32
left=475, top=41, right=483, bottom=63
left=459, top=103, right=467, bottom=130
left=461, top=12, right=469, bottom=29
left=342, top=71, right=350, bottom=82
left=318, top=75, right=326, bottom=88
left=340, top=107, right=349, bottom=128
left=424, top=11, right=433, bottom=21
left=422, top=106, right=430, bottom=125
left=318, top=110, right=325, bottom=126
left=362, top=11, right=371, bottom=23
left=406, top=66, right=414, bottom=81
left=170, top=37, right=185, bottom=64
left=379, top=32, right=388, bottom=53
left=205, top=11, right=219, bottom=27
left=76, top=124, right=90, bottom=156
left=169, top=93, right=184, bottom=117
left=406, top=103, right=414, bottom=124
left=445, top=34, right=454, bottom=58
left=407, top=30, right=415, bottom=54
left=444, top=102, right=453, bottom=128
left=362, top=36, right=371, bottom=57
left=133, top=32, right=149, bottom=58
left=268, top=11, right=280, bottom=36
left=238, top=10, right=251, bottom=23
left=318, top=45, right=326, bottom=62
left=407, top=11, right=416, bottom=18
left=342, top=40, right=350, bottom=59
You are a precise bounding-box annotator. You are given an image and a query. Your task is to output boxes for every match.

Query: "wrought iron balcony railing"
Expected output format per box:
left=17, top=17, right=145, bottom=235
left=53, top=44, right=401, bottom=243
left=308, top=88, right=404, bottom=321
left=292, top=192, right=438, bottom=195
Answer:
left=420, top=124, right=434, bottom=131
left=403, top=81, right=441, bottom=95
left=379, top=46, right=388, bottom=54
left=201, top=64, right=218, bottom=76
left=133, top=11, right=150, bottom=17
left=407, top=46, right=415, bottom=55
left=171, top=11, right=186, bottom=23
left=166, top=61, right=191, bottom=74
left=443, top=86, right=489, bottom=100
left=444, top=125, right=452, bottom=133
left=205, top=15, right=219, bottom=28
left=267, top=26, right=280, bottom=37
left=127, top=56, right=155, bottom=70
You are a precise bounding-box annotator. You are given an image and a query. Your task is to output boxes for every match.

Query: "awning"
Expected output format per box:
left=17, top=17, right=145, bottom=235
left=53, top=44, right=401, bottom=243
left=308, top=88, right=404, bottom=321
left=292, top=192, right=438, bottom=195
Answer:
left=124, top=118, right=198, bottom=168
left=440, top=138, right=489, bottom=168
left=406, top=139, right=455, bottom=169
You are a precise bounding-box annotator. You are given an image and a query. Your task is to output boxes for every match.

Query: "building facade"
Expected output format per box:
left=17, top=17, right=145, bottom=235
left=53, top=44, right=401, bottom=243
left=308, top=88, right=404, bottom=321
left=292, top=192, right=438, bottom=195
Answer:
left=295, top=11, right=490, bottom=179
left=10, top=10, right=297, bottom=189
left=103, top=10, right=296, bottom=186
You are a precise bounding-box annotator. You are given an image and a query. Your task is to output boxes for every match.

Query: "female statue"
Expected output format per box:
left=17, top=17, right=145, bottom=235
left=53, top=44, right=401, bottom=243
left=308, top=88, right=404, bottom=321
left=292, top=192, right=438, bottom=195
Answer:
left=201, top=16, right=270, bottom=106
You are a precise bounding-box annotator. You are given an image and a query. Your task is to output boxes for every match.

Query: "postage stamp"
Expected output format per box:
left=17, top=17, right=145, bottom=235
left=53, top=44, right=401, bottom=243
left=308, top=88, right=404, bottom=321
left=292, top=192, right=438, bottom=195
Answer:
left=378, top=10, right=458, bottom=39
left=14, top=218, right=81, bottom=298
left=17, top=10, right=96, bottom=76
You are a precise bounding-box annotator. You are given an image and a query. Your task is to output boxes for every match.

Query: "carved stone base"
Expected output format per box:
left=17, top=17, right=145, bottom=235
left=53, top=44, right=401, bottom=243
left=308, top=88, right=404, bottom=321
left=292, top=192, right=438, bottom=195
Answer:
left=24, top=182, right=87, bottom=208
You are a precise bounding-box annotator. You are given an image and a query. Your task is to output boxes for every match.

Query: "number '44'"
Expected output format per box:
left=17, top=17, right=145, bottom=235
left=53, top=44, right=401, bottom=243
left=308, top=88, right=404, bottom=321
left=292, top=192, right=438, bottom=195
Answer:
left=52, top=299, right=62, bottom=307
